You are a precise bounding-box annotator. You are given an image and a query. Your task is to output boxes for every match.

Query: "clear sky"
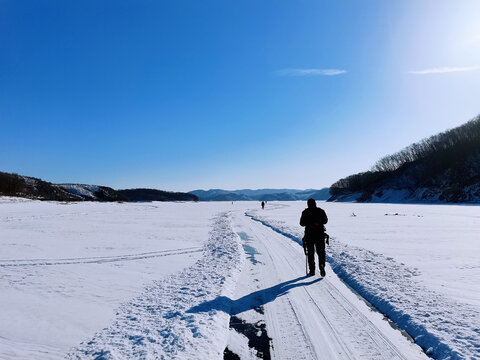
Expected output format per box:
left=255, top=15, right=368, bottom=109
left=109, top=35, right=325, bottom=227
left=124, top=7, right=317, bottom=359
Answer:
left=1, top=1, right=480, bottom=191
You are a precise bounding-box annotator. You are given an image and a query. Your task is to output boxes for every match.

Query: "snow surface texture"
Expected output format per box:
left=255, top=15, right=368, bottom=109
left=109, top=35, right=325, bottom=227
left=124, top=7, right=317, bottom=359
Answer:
left=226, top=213, right=427, bottom=360
left=248, top=202, right=480, bottom=360
left=68, top=212, right=244, bottom=359
left=1, top=198, right=478, bottom=359
left=0, top=199, right=234, bottom=359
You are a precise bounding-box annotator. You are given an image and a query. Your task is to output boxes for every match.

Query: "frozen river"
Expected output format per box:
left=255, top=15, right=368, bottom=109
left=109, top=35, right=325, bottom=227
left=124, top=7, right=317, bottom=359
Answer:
left=0, top=198, right=478, bottom=359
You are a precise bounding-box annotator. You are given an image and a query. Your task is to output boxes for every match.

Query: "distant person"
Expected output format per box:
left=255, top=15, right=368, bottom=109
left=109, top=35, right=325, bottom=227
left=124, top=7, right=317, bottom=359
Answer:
left=300, top=198, right=328, bottom=277
left=261, top=201, right=265, bottom=209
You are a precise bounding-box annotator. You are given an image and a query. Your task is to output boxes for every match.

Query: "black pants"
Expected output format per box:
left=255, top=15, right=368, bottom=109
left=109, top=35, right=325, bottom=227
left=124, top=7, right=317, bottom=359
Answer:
left=305, top=237, right=325, bottom=273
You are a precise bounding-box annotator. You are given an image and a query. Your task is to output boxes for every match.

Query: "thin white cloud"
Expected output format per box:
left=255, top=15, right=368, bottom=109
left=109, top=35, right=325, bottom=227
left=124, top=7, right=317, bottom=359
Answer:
left=469, top=35, right=480, bottom=44
left=276, top=68, right=347, bottom=76
left=408, top=66, right=480, bottom=75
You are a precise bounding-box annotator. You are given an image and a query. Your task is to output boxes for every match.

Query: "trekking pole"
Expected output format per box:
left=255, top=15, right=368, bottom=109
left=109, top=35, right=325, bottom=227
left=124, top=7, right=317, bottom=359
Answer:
left=305, top=253, right=308, bottom=276
left=302, top=238, right=309, bottom=276
left=304, top=247, right=308, bottom=276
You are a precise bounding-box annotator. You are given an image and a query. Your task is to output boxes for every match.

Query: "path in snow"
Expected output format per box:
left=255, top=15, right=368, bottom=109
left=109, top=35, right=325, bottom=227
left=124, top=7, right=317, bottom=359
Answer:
left=222, top=211, right=428, bottom=360
left=66, top=208, right=427, bottom=359
left=247, top=206, right=480, bottom=360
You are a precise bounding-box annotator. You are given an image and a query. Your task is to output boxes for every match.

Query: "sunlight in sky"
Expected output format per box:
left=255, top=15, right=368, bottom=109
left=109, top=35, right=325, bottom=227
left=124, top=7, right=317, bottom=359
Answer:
left=1, top=0, right=479, bottom=191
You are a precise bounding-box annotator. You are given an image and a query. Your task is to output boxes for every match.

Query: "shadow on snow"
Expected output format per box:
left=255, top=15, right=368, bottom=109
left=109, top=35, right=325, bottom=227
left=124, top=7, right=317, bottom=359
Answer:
left=187, top=276, right=322, bottom=315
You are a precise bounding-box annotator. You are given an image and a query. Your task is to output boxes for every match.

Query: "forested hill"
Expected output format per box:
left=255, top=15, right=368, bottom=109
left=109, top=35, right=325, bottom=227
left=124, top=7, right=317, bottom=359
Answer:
left=329, top=115, right=480, bottom=203
left=0, top=172, right=197, bottom=202
left=117, top=188, right=198, bottom=202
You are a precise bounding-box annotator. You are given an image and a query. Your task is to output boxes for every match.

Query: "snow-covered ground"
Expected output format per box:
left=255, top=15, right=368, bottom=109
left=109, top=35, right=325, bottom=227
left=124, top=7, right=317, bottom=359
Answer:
left=249, top=201, right=480, bottom=359
left=0, top=199, right=234, bottom=359
left=0, top=198, right=478, bottom=359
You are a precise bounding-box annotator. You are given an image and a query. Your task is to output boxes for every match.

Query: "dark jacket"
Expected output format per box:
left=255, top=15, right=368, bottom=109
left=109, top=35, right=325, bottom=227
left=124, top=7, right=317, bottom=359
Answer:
left=300, top=206, right=328, bottom=239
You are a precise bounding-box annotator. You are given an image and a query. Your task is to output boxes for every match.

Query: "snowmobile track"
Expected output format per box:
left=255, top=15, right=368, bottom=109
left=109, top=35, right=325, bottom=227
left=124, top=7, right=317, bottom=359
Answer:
left=0, top=247, right=203, bottom=267
left=236, top=212, right=424, bottom=360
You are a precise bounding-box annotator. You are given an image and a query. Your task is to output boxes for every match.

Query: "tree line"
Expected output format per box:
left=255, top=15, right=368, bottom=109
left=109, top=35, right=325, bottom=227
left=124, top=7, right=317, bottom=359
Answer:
left=0, top=171, right=199, bottom=202
left=0, top=172, right=25, bottom=196
left=330, top=115, right=480, bottom=197
left=371, top=115, right=480, bottom=172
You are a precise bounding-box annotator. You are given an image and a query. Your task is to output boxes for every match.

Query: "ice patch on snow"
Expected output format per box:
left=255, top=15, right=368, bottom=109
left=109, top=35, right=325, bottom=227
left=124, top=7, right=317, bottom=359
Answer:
left=228, top=316, right=271, bottom=359
left=237, top=232, right=260, bottom=265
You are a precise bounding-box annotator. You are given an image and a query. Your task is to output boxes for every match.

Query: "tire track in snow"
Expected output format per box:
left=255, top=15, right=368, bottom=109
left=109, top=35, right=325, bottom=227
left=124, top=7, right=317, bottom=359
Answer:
left=0, top=247, right=203, bottom=267
left=303, top=283, right=406, bottom=360
left=230, top=217, right=317, bottom=360
left=238, top=212, right=425, bottom=360
left=277, top=253, right=318, bottom=359
left=234, top=214, right=351, bottom=359
left=279, top=251, right=357, bottom=359
left=246, top=210, right=478, bottom=360
left=321, top=284, right=407, bottom=359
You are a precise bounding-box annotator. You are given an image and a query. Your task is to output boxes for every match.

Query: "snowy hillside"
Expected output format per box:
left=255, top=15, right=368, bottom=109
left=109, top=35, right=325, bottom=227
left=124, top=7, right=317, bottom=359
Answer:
left=59, top=184, right=127, bottom=202
left=0, top=171, right=126, bottom=202
left=0, top=171, right=197, bottom=202
left=0, top=172, right=79, bottom=201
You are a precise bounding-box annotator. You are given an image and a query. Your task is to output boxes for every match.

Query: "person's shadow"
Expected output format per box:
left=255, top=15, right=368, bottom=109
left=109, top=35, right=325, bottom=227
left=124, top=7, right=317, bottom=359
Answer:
left=187, top=276, right=322, bottom=315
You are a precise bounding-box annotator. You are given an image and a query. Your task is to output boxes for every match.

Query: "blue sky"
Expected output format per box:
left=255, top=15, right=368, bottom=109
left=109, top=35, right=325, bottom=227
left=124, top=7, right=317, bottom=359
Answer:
left=1, top=1, right=480, bottom=191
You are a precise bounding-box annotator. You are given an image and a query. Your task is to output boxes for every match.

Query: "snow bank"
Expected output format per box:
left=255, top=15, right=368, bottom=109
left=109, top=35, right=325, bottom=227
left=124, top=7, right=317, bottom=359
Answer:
left=247, top=209, right=480, bottom=360
left=68, top=212, right=244, bottom=359
left=0, top=196, right=35, bottom=204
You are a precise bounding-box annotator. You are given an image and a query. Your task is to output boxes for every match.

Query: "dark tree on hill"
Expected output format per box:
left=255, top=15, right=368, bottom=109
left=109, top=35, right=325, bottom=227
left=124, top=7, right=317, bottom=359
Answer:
left=117, top=188, right=198, bottom=202
left=371, top=116, right=480, bottom=173
left=0, top=172, right=24, bottom=196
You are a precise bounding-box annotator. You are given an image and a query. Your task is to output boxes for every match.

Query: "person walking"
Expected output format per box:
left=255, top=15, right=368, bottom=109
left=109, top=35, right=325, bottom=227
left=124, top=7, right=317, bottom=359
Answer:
left=300, top=198, right=328, bottom=276
left=261, top=201, right=265, bottom=209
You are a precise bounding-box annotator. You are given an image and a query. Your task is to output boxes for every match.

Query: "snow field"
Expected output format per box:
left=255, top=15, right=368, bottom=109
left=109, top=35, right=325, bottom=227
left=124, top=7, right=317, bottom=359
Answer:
left=0, top=199, right=238, bottom=359
left=1, top=198, right=478, bottom=360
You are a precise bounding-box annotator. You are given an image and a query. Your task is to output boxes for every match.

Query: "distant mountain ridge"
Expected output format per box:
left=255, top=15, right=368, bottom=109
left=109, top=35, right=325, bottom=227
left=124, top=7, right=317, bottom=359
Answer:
left=329, top=115, right=480, bottom=203
left=0, top=170, right=327, bottom=203
left=0, top=171, right=197, bottom=202
left=189, top=188, right=330, bottom=201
